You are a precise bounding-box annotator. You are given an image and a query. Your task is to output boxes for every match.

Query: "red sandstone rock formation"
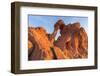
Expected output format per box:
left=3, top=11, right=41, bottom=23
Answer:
left=28, top=26, right=67, bottom=60
left=28, top=19, right=88, bottom=60
left=28, top=27, right=53, bottom=60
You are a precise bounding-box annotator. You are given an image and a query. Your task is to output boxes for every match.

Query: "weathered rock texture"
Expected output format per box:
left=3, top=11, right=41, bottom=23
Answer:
left=28, top=19, right=88, bottom=60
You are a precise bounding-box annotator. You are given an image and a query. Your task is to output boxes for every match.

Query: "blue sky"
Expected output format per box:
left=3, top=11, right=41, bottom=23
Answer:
left=28, top=15, right=88, bottom=39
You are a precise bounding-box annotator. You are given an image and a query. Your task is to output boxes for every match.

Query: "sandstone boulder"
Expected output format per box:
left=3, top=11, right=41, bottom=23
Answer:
left=28, top=27, right=53, bottom=60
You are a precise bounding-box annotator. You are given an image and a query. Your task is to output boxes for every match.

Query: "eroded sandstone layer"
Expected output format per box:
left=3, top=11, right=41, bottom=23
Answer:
left=28, top=20, right=88, bottom=60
